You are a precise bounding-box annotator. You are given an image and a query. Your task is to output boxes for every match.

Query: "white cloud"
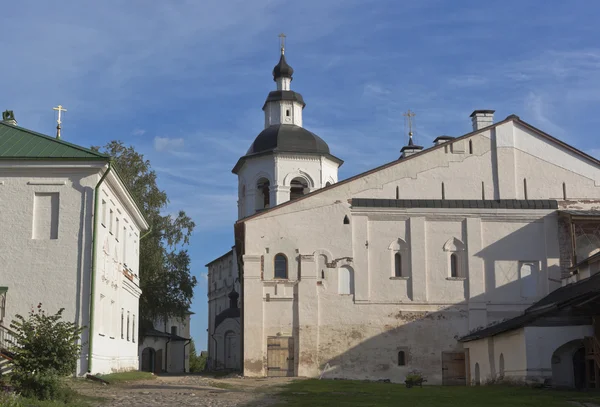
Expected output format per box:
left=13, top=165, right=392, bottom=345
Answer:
left=154, top=136, right=185, bottom=152
left=132, top=128, right=146, bottom=136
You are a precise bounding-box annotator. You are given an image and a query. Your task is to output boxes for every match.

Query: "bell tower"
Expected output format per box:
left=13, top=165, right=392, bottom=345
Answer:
left=232, top=36, right=343, bottom=219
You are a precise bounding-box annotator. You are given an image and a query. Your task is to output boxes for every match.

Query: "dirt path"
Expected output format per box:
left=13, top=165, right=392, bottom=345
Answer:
left=74, top=375, right=298, bottom=407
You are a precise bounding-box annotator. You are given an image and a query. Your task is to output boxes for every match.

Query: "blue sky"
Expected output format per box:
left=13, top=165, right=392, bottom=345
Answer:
left=2, top=1, right=599, bottom=351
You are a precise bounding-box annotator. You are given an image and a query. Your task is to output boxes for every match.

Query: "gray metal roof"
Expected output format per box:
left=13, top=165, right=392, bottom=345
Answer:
left=352, top=199, right=559, bottom=210
left=246, top=124, right=330, bottom=156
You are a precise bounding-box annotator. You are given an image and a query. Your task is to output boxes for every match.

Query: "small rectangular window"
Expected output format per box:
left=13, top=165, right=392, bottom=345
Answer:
left=32, top=192, right=59, bottom=239
left=101, top=200, right=107, bottom=227
left=127, top=311, right=130, bottom=341
left=123, top=227, right=128, bottom=264
left=132, top=315, right=136, bottom=343
left=120, top=308, right=124, bottom=339
left=110, top=300, right=115, bottom=338
left=109, top=210, right=114, bottom=234
left=115, top=218, right=120, bottom=241
left=171, top=326, right=178, bottom=336
left=99, top=295, right=105, bottom=335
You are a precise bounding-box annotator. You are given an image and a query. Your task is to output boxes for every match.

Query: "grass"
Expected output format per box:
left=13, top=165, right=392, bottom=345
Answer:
left=96, top=370, right=155, bottom=384
left=273, top=379, right=600, bottom=407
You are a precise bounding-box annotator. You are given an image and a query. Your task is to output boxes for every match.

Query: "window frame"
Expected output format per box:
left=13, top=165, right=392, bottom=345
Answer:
left=394, top=252, right=403, bottom=277
left=273, top=253, right=288, bottom=279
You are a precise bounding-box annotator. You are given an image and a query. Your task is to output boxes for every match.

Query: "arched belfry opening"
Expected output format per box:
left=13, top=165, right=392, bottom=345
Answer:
left=256, top=178, right=270, bottom=211
left=290, top=177, right=308, bottom=200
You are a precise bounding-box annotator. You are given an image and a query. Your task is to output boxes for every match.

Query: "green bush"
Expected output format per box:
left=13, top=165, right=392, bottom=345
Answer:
left=0, top=391, right=24, bottom=407
left=8, top=304, right=84, bottom=400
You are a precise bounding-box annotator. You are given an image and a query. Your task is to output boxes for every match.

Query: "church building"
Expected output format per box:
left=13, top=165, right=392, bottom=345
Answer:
left=0, top=111, right=149, bottom=375
left=207, top=43, right=600, bottom=387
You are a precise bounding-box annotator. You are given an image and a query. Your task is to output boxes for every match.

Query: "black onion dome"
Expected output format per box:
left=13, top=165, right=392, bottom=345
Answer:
left=272, top=54, right=294, bottom=81
left=228, top=288, right=239, bottom=301
left=246, top=124, right=330, bottom=155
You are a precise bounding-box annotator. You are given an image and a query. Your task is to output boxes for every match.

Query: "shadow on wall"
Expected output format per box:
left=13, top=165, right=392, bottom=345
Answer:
left=264, top=216, right=590, bottom=386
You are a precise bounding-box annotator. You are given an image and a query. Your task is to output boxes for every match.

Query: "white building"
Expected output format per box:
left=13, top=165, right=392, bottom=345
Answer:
left=0, top=110, right=149, bottom=375
left=207, top=46, right=600, bottom=387
left=138, top=313, right=193, bottom=373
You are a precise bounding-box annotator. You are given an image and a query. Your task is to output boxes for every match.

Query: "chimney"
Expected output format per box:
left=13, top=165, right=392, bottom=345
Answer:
left=470, top=110, right=495, bottom=131
left=1, top=110, right=17, bottom=126
left=433, top=135, right=454, bottom=146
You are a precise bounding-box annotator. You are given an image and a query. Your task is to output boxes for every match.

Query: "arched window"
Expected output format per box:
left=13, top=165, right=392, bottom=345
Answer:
left=499, top=353, right=505, bottom=379
left=523, top=178, right=528, bottom=200
left=450, top=253, right=458, bottom=277
left=562, top=182, right=567, bottom=200
left=389, top=238, right=409, bottom=278
left=343, top=215, right=350, bottom=225
left=274, top=254, right=288, bottom=279
left=338, top=266, right=354, bottom=295
left=469, top=140, right=473, bottom=154
left=398, top=351, right=406, bottom=366
left=396, top=186, right=399, bottom=199
left=474, top=363, right=481, bottom=385
left=441, top=182, right=446, bottom=199
left=256, top=178, right=270, bottom=210
left=444, top=237, right=466, bottom=278
left=171, top=326, right=178, bottom=336
left=394, top=253, right=402, bottom=277
left=290, top=177, right=308, bottom=200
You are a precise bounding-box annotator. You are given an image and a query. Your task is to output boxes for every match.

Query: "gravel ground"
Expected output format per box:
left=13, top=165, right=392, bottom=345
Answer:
left=74, top=374, right=297, bottom=407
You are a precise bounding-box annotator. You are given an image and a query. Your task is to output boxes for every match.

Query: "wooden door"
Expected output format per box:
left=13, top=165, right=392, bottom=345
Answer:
left=442, top=352, right=466, bottom=386
left=154, top=349, right=163, bottom=374
left=267, top=337, right=294, bottom=377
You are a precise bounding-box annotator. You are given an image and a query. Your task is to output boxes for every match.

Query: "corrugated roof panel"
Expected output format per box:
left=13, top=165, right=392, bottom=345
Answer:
left=0, top=122, right=108, bottom=159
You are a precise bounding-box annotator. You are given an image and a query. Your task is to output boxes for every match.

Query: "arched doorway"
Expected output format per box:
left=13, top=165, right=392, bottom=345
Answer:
left=474, top=363, right=480, bottom=386
left=551, top=339, right=586, bottom=388
left=141, top=347, right=155, bottom=373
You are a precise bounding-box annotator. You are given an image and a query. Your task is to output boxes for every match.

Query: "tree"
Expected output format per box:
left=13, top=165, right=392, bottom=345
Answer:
left=188, top=339, right=206, bottom=373
left=92, top=141, right=197, bottom=330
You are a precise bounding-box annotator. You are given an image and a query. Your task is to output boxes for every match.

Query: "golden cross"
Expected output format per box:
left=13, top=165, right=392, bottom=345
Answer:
left=53, top=105, right=67, bottom=125
left=278, top=33, right=286, bottom=54
left=403, top=109, right=416, bottom=136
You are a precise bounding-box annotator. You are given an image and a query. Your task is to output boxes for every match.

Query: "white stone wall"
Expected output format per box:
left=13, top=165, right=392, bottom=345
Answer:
left=207, top=250, right=240, bottom=370
left=237, top=154, right=340, bottom=219
left=239, top=118, right=600, bottom=383
left=464, top=325, right=594, bottom=385
left=243, top=206, right=557, bottom=383
left=0, top=163, right=99, bottom=375
left=89, top=171, right=146, bottom=375
left=0, top=162, right=146, bottom=376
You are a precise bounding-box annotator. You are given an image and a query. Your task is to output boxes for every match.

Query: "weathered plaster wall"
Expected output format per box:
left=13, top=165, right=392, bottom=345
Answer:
left=238, top=118, right=600, bottom=383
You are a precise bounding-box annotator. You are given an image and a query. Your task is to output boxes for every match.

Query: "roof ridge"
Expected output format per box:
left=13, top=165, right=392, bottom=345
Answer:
left=0, top=122, right=109, bottom=159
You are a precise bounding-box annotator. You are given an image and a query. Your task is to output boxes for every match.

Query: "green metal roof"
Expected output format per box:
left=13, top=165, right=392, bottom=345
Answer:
left=0, top=122, right=109, bottom=160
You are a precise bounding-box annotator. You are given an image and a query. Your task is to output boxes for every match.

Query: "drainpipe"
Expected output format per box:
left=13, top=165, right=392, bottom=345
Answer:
left=87, top=162, right=112, bottom=374
left=165, top=337, right=171, bottom=373
left=183, top=339, right=191, bottom=373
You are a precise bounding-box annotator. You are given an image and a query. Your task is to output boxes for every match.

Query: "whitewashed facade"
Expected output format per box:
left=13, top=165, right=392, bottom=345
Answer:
left=139, top=313, right=192, bottom=373
left=0, top=115, right=148, bottom=375
left=207, top=48, right=600, bottom=386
